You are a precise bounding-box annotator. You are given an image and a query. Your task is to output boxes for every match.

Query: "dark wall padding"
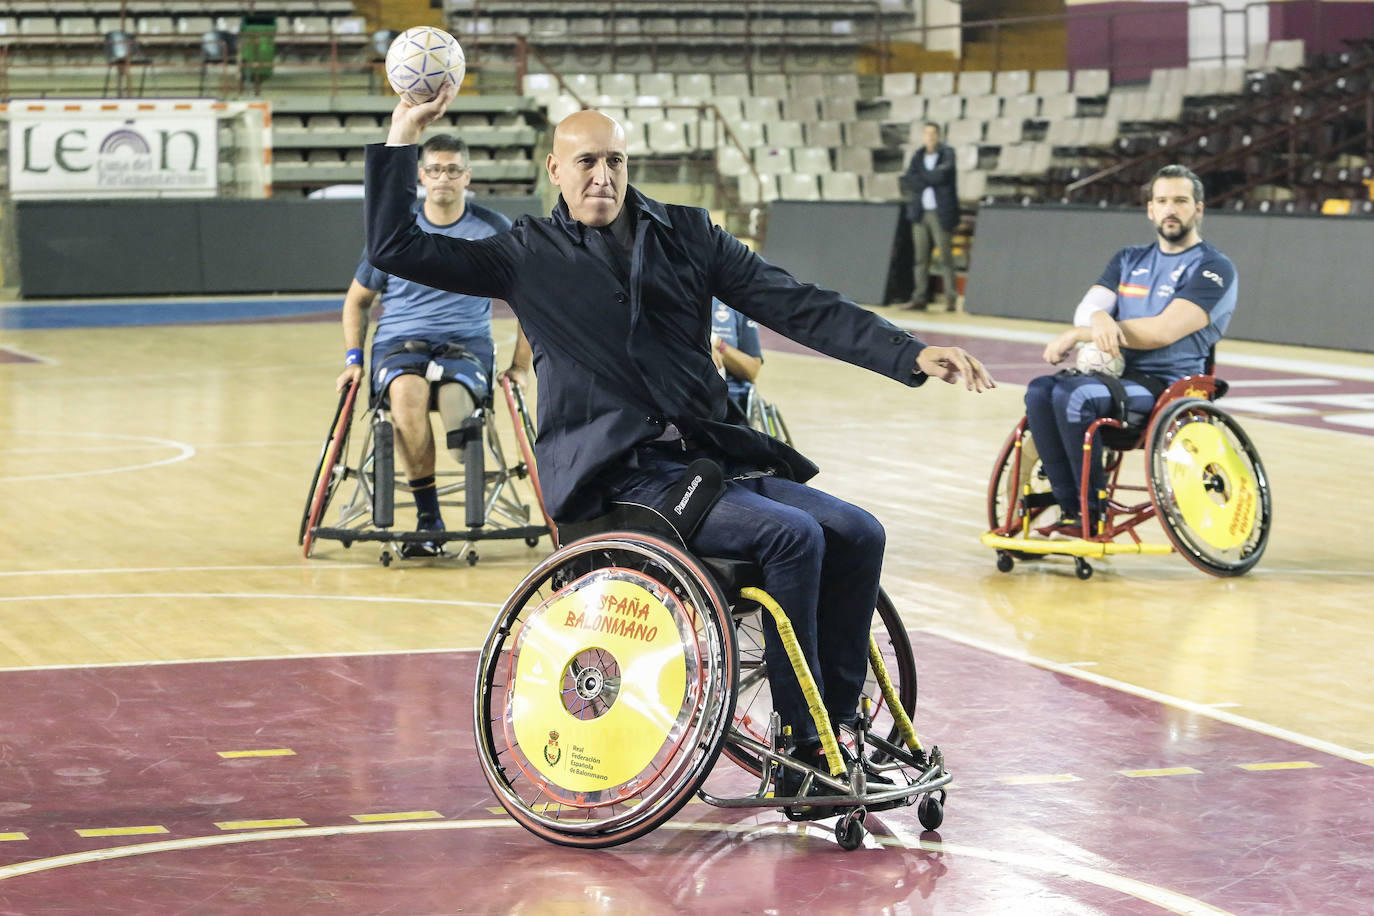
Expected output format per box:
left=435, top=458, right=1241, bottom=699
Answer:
left=761, top=201, right=906, bottom=307
left=15, top=195, right=545, bottom=298
left=966, top=204, right=1374, bottom=353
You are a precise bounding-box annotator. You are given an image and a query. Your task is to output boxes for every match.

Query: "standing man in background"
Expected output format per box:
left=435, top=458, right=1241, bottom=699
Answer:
left=899, top=122, right=959, bottom=311
left=335, top=134, right=513, bottom=558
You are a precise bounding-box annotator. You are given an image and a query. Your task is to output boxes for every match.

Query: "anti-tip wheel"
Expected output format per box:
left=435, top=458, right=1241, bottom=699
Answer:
left=466, top=551, right=479, bottom=566
left=917, top=794, right=943, bottom=831
left=525, top=536, right=540, bottom=547
left=1074, top=557, right=1093, bottom=580
left=379, top=550, right=393, bottom=567
left=836, top=808, right=867, bottom=850
left=996, top=551, right=1014, bottom=573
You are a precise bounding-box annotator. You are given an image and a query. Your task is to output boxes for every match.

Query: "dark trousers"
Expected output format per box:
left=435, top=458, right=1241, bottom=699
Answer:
left=603, top=454, right=885, bottom=744
left=1024, top=374, right=1156, bottom=516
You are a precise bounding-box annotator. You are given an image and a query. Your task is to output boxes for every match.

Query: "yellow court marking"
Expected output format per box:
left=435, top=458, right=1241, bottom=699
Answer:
left=996, top=774, right=1083, bottom=785
left=1237, top=761, right=1320, bottom=772
left=1119, top=767, right=1203, bottom=778
left=0, top=833, right=27, bottom=842
left=484, top=803, right=568, bottom=816
left=217, top=749, right=295, bottom=759
left=350, top=811, right=444, bottom=823
left=75, top=826, right=169, bottom=838
left=214, top=819, right=307, bottom=831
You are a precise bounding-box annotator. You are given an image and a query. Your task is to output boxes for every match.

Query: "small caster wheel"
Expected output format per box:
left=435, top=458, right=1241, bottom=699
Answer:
left=836, top=807, right=867, bottom=850
left=917, top=794, right=943, bottom=831
left=996, top=551, right=1014, bottom=573
left=525, top=536, right=540, bottom=548
left=379, top=550, right=392, bottom=568
left=1074, top=557, right=1093, bottom=580
left=466, top=551, right=479, bottom=567
left=340, top=539, right=353, bottom=549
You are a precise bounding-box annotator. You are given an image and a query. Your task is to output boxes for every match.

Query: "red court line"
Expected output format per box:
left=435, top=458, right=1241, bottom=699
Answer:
left=0, top=634, right=1366, bottom=913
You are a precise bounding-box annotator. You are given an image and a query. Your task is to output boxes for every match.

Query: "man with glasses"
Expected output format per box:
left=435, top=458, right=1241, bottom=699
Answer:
left=335, top=134, right=517, bottom=557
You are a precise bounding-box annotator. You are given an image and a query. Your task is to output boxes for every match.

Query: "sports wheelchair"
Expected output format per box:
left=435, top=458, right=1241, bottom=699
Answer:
left=299, top=376, right=552, bottom=566
left=741, top=385, right=793, bottom=446
left=474, top=497, right=951, bottom=852
left=981, top=369, right=1272, bottom=580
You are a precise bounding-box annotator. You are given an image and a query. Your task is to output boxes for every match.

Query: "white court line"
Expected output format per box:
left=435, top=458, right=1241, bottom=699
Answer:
left=1323, top=412, right=1374, bottom=430
left=0, top=644, right=478, bottom=675
left=0, top=564, right=375, bottom=578
left=1223, top=378, right=1337, bottom=388
left=920, top=626, right=1374, bottom=766
left=891, top=316, right=1374, bottom=383
left=0, top=445, right=188, bottom=455
left=1250, top=565, right=1374, bottom=578
left=0, top=818, right=1239, bottom=914
left=0, top=343, right=58, bottom=365
left=0, top=431, right=195, bottom=482
left=0, top=593, right=502, bottom=609
left=0, top=557, right=546, bottom=579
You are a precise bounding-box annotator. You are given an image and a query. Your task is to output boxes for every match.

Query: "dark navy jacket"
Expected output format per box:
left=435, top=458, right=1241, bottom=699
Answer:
left=365, top=143, right=929, bottom=521
left=899, top=143, right=959, bottom=231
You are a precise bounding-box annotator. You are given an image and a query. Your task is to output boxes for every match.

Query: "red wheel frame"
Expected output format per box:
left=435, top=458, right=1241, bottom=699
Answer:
left=300, top=378, right=360, bottom=557
left=502, top=375, right=557, bottom=543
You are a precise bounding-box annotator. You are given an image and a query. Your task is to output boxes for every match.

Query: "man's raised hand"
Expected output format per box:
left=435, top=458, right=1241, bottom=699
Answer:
left=386, top=81, right=458, bottom=145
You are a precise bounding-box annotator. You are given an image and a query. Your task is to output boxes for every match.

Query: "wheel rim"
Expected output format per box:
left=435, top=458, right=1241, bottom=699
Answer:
left=1149, top=400, right=1271, bottom=575
left=476, top=536, right=736, bottom=844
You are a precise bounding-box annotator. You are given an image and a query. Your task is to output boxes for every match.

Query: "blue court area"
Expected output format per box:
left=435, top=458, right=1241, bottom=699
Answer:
left=0, top=296, right=344, bottom=330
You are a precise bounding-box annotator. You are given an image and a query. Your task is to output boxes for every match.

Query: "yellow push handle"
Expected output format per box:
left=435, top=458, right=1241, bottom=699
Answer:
left=740, top=586, right=845, bottom=777
left=868, top=637, right=923, bottom=752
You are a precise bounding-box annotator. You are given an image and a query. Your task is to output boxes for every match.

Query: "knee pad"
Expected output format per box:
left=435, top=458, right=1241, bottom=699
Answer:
left=436, top=384, right=479, bottom=459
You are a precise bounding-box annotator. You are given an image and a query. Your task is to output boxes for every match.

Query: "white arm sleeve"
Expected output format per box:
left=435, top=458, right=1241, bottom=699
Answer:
left=1073, top=285, right=1119, bottom=327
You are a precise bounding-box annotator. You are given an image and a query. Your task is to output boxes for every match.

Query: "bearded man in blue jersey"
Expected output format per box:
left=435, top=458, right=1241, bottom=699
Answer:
left=1028, top=164, right=1238, bottom=538
left=335, top=134, right=516, bottom=557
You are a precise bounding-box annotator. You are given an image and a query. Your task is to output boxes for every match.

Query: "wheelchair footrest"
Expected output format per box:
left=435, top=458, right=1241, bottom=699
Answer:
left=981, top=531, right=1173, bottom=558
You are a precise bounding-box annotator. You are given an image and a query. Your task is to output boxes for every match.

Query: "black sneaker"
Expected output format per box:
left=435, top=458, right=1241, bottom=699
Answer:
left=773, top=742, right=830, bottom=801
left=1036, top=511, right=1084, bottom=539
left=774, top=742, right=893, bottom=799
left=399, top=516, right=447, bottom=559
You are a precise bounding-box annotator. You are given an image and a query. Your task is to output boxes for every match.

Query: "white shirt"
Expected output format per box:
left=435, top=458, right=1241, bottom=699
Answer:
left=921, top=150, right=938, bottom=211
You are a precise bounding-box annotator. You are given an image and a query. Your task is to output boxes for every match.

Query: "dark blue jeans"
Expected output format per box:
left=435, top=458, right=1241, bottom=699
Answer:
left=603, top=454, right=885, bottom=744
left=1024, top=373, right=1156, bottom=516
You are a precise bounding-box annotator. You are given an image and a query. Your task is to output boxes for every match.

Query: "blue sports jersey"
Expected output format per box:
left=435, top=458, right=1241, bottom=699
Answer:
left=355, top=201, right=512, bottom=347
left=1094, top=239, right=1237, bottom=381
left=710, top=299, right=762, bottom=403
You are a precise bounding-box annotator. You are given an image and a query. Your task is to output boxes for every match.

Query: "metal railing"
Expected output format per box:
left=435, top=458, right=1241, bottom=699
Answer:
left=455, top=0, right=895, bottom=75
left=1064, top=51, right=1374, bottom=205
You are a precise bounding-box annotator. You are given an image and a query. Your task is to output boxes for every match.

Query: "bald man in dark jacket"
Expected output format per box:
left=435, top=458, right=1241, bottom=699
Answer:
left=367, top=88, right=993, bottom=787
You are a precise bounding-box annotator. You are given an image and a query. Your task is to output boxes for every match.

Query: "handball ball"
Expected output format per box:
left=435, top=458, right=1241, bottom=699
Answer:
left=1075, top=342, right=1126, bottom=377
left=385, top=26, right=465, bottom=105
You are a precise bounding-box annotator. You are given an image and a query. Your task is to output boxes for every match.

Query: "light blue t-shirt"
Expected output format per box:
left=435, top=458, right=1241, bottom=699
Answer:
left=355, top=201, right=512, bottom=347
left=1095, top=239, right=1238, bottom=381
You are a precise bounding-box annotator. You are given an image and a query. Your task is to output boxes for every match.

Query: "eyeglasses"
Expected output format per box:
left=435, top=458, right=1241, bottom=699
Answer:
left=422, top=164, right=468, bottom=178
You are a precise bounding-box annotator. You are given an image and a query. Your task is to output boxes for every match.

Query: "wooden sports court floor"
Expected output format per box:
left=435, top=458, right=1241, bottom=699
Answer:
left=1, top=295, right=1372, bottom=914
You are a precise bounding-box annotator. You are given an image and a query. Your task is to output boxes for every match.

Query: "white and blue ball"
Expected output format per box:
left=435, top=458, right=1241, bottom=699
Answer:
left=1075, top=342, right=1126, bottom=377
left=385, top=27, right=465, bottom=105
